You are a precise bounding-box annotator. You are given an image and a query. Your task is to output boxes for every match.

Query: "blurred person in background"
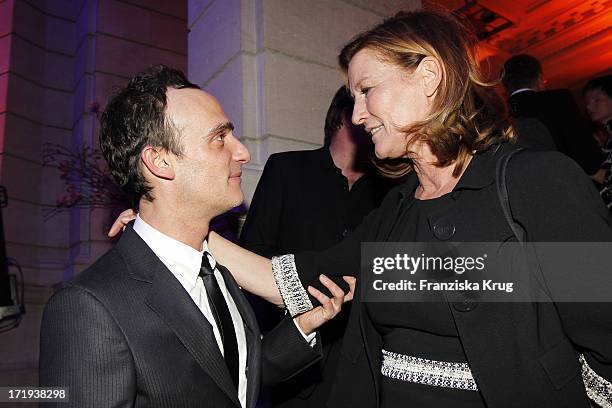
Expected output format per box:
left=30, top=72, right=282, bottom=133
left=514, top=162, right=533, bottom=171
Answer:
left=501, top=54, right=603, bottom=175
left=240, top=85, right=395, bottom=407
left=584, top=74, right=612, bottom=211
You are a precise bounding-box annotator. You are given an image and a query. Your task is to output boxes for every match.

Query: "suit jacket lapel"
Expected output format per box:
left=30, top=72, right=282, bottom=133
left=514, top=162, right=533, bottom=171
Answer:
left=216, top=264, right=262, bottom=408
left=144, top=267, right=240, bottom=407
left=116, top=225, right=240, bottom=407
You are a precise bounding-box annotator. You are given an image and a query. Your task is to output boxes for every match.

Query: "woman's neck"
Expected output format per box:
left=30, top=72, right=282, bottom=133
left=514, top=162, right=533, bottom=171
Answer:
left=411, top=142, right=471, bottom=200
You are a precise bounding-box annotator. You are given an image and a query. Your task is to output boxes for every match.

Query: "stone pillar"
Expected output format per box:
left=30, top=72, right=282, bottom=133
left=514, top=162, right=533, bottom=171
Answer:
left=0, top=0, right=80, bottom=391
left=0, top=0, right=187, bottom=388
left=68, top=0, right=188, bottom=276
left=188, top=0, right=421, bottom=205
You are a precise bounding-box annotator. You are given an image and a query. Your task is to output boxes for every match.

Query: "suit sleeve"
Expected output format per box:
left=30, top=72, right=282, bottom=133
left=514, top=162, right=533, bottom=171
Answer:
left=240, top=155, right=284, bottom=257
left=39, top=286, right=136, bottom=408
left=509, top=151, right=612, bottom=400
left=260, top=315, right=322, bottom=387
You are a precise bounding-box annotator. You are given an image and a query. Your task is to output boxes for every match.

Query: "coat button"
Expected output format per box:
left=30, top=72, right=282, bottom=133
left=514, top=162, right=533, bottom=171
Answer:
left=452, top=293, right=478, bottom=312
left=342, top=228, right=348, bottom=237
left=432, top=221, right=456, bottom=240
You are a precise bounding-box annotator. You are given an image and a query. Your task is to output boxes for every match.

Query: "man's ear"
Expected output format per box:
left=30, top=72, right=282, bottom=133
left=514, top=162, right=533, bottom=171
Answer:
left=140, top=146, right=175, bottom=180
left=418, top=56, right=443, bottom=97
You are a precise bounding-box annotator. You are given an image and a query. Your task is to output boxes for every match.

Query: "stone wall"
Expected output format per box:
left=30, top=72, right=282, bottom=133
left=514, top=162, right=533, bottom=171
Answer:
left=0, top=0, right=187, bottom=389
left=188, top=0, right=421, bottom=205
left=0, top=0, right=81, bottom=391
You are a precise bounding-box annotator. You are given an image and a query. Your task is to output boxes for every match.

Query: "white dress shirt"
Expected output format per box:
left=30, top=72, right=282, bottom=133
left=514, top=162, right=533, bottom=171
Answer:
left=134, top=216, right=248, bottom=407
left=133, top=216, right=315, bottom=408
left=509, top=87, right=535, bottom=97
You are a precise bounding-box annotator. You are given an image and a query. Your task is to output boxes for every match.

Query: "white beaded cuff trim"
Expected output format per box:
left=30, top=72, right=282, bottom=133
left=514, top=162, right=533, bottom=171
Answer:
left=271, top=254, right=313, bottom=317
left=381, top=349, right=478, bottom=391
left=581, top=354, right=612, bottom=408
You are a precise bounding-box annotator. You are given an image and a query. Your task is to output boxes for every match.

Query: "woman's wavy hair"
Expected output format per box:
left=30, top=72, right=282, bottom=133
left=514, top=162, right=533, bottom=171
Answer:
left=339, top=9, right=514, bottom=177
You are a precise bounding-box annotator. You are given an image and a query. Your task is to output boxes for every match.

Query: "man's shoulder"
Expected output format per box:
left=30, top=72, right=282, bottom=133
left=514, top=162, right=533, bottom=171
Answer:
left=63, top=246, right=131, bottom=297
left=533, top=89, right=583, bottom=113
left=42, top=247, right=131, bottom=320
left=259, top=149, right=331, bottom=184
left=537, top=88, right=572, bottom=100
left=267, top=148, right=327, bottom=167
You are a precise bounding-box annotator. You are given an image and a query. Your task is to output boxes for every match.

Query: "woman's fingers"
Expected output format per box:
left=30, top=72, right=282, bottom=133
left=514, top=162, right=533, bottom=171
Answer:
left=342, top=276, right=356, bottom=302
left=319, top=274, right=345, bottom=300
left=307, top=285, right=330, bottom=307
left=299, top=275, right=355, bottom=332
left=107, top=209, right=137, bottom=238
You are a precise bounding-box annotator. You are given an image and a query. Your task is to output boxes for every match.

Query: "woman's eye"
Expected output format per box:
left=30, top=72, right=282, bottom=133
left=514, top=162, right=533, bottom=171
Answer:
left=362, top=87, right=371, bottom=95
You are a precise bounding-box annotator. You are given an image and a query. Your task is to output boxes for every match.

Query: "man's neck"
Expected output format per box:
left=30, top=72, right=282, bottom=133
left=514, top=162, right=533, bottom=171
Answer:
left=329, top=128, right=367, bottom=176
left=139, top=201, right=210, bottom=251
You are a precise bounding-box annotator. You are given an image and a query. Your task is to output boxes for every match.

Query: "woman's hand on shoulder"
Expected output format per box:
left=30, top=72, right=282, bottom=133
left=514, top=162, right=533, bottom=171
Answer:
left=108, top=209, right=137, bottom=238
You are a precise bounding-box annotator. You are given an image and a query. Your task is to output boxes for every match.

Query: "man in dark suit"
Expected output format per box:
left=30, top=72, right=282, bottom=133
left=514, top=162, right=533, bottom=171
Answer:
left=240, top=86, right=394, bottom=407
left=501, top=54, right=603, bottom=175
left=39, top=65, right=354, bottom=408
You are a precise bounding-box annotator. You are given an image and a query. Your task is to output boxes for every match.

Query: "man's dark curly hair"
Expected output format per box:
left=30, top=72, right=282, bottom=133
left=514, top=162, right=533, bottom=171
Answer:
left=100, top=65, right=199, bottom=206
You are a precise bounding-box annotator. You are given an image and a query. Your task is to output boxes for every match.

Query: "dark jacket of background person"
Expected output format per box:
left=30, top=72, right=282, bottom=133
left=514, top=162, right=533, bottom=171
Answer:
left=240, top=147, right=393, bottom=407
left=511, top=116, right=556, bottom=151
left=40, top=225, right=322, bottom=408
left=508, top=89, right=603, bottom=175
left=289, top=144, right=612, bottom=408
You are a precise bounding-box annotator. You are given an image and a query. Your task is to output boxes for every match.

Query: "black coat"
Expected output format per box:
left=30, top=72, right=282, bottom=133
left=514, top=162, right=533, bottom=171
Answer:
left=39, top=225, right=322, bottom=408
left=240, top=148, right=392, bottom=407
left=241, top=148, right=392, bottom=256
left=292, top=144, right=612, bottom=407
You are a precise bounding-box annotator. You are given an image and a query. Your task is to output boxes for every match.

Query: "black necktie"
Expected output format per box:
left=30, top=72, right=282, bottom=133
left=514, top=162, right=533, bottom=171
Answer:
left=199, top=252, right=239, bottom=390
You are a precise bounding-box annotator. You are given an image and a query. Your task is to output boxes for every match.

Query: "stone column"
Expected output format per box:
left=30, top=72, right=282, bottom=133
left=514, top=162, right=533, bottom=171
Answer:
left=188, top=0, right=421, bottom=205
left=68, top=0, right=188, bottom=276
left=0, top=0, right=80, bottom=390
left=0, top=0, right=187, bottom=388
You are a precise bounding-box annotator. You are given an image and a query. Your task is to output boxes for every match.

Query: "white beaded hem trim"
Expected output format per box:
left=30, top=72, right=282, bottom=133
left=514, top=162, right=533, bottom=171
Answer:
left=271, top=254, right=313, bottom=317
left=581, top=354, right=612, bottom=408
left=381, top=349, right=478, bottom=391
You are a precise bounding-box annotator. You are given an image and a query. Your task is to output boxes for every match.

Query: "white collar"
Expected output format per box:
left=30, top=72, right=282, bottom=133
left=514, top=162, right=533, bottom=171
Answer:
left=133, top=215, right=217, bottom=287
left=510, top=88, right=536, bottom=97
